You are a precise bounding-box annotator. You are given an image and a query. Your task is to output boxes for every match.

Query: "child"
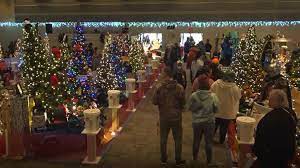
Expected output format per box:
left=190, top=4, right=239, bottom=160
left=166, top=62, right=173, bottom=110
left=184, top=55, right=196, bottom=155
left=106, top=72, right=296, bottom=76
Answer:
left=174, top=61, right=187, bottom=89
left=188, top=76, right=219, bottom=165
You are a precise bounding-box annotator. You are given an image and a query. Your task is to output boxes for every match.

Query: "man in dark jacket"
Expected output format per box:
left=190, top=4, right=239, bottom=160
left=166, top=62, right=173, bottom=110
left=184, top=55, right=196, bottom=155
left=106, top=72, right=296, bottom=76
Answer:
left=170, top=43, right=181, bottom=74
left=253, top=89, right=297, bottom=168
left=153, top=67, right=186, bottom=167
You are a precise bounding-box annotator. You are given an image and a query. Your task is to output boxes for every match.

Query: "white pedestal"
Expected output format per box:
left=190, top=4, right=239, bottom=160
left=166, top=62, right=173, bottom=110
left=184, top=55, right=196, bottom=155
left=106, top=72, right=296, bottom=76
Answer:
left=109, top=105, right=122, bottom=133
left=81, top=128, right=101, bottom=164
left=137, top=81, right=146, bottom=99
left=126, top=90, right=137, bottom=112
left=146, top=73, right=153, bottom=88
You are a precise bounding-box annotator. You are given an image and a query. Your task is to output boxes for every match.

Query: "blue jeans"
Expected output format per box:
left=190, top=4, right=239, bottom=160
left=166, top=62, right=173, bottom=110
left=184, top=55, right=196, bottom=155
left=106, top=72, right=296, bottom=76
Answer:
left=192, top=121, right=214, bottom=163
left=160, top=120, right=182, bottom=162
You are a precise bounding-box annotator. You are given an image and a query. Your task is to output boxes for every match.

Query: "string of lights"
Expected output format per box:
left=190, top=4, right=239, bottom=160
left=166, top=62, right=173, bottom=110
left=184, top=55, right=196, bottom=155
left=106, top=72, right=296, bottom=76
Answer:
left=128, top=38, right=145, bottom=74
left=2, top=21, right=300, bottom=28
left=231, top=26, right=265, bottom=93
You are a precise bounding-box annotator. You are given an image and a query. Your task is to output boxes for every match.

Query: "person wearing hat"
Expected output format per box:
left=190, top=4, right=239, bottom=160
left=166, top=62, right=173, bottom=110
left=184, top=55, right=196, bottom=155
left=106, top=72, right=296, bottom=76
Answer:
left=210, top=70, right=241, bottom=144
left=188, top=74, right=219, bottom=165
left=192, top=66, right=214, bottom=93
left=174, top=61, right=187, bottom=89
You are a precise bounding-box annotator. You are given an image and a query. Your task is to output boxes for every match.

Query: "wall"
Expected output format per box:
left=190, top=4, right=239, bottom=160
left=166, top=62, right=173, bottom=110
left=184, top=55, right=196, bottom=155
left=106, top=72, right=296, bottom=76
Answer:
left=1, top=25, right=300, bottom=51
left=0, top=0, right=15, bottom=22
left=14, top=0, right=300, bottom=21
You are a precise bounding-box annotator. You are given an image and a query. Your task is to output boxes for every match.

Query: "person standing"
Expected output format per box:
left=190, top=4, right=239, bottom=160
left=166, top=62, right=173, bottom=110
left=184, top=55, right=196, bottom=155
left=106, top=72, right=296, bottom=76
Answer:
left=184, top=37, right=191, bottom=63
left=210, top=70, right=241, bottom=144
left=205, top=39, right=212, bottom=53
left=174, top=61, right=187, bottom=89
left=170, top=43, right=181, bottom=75
left=152, top=67, right=186, bottom=167
left=253, top=89, right=297, bottom=168
left=188, top=75, right=219, bottom=165
left=192, top=66, right=215, bottom=92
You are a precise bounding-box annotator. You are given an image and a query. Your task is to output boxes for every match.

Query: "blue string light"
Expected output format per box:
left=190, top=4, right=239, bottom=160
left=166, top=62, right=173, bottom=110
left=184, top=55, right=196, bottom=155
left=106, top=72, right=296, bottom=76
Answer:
left=2, top=21, right=300, bottom=28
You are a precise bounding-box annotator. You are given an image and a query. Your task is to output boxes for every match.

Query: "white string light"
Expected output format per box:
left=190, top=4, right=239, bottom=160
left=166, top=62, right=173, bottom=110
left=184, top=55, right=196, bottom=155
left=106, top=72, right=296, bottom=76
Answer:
left=2, top=21, right=300, bottom=28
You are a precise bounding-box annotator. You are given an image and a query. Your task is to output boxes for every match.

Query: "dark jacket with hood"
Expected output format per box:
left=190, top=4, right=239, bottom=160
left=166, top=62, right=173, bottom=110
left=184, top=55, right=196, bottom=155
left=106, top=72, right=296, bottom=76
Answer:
left=153, top=79, right=185, bottom=122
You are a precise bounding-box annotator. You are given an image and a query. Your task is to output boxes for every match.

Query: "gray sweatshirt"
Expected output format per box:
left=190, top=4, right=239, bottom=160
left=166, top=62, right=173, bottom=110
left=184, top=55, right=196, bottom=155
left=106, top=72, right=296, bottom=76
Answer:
left=188, top=90, right=219, bottom=123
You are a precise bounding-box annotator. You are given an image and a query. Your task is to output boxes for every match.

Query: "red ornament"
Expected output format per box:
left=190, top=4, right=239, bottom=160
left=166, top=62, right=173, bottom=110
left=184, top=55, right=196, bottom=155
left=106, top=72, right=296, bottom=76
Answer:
left=50, top=74, right=59, bottom=87
left=72, top=98, right=79, bottom=103
left=0, top=60, right=7, bottom=71
left=74, top=44, right=83, bottom=52
left=57, top=104, right=67, bottom=114
left=51, top=47, right=61, bottom=59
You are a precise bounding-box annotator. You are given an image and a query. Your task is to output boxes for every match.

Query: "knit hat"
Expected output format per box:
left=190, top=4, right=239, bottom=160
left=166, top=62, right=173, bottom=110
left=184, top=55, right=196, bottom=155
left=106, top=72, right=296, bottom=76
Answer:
left=222, top=70, right=236, bottom=82
left=198, top=75, right=210, bottom=90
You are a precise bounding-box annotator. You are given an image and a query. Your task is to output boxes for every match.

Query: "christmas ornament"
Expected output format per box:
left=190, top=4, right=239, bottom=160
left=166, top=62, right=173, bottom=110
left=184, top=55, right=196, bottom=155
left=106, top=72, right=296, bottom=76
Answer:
left=74, top=44, right=83, bottom=52
left=50, top=74, right=59, bottom=87
left=51, top=47, right=61, bottom=59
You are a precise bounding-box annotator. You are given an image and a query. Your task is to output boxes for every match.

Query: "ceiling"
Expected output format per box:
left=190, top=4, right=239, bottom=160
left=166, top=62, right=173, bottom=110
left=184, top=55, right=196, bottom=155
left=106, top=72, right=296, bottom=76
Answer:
left=14, top=0, right=300, bottom=21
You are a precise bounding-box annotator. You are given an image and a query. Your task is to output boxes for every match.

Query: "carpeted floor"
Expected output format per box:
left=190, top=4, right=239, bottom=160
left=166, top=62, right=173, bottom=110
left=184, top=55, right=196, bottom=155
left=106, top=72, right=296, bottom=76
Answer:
left=0, top=75, right=231, bottom=168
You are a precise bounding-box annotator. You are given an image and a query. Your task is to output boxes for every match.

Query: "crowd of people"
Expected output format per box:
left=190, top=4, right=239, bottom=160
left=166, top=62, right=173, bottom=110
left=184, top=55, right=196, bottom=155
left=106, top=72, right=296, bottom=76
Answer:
left=153, top=41, right=298, bottom=168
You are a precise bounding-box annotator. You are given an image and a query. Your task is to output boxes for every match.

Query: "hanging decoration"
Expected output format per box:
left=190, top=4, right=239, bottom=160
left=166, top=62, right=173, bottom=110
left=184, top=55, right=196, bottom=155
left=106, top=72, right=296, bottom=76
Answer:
left=3, top=21, right=300, bottom=28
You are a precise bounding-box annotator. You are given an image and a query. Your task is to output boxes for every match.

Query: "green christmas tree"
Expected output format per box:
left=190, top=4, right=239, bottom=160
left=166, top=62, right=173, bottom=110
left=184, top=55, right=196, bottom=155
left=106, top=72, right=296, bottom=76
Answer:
left=43, top=35, right=71, bottom=112
left=22, top=24, right=52, bottom=108
left=128, top=38, right=145, bottom=74
left=290, top=48, right=300, bottom=88
left=95, top=34, right=118, bottom=91
left=231, top=26, right=264, bottom=93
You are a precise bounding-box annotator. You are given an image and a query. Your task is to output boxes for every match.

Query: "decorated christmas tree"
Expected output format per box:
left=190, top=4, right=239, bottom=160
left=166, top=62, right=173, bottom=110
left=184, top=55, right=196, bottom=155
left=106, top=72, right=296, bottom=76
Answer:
left=110, top=34, right=129, bottom=89
left=42, top=34, right=71, bottom=114
left=67, top=23, right=96, bottom=107
left=231, top=26, right=264, bottom=93
left=22, top=24, right=52, bottom=108
left=95, top=34, right=118, bottom=91
left=290, top=48, right=300, bottom=88
left=95, top=35, right=118, bottom=106
left=128, top=38, right=145, bottom=74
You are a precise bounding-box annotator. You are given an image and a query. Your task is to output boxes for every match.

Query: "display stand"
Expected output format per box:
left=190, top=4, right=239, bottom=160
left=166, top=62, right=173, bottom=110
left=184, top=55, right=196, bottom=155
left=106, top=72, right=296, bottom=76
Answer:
left=137, top=81, right=146, bottom=99
left=82, top=108, right=101, bottom=164
left=126, top=78, right=137, bottom=112
left=82, top=128, right=101, bottom=164
left=137, top=70, right=146, bottom=99
left=145, top=64, right=153, bottom=89
left=126, top=90, right=137, bottom=112
left=236, top=116, right=256, bottom=167
left=237, top=139, right=255, bottom=168
left=108, top=90, right=122, bottom=136
left=151, top=59, right=159, bottom=82
left=110, top=105, right=122, bottom=136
